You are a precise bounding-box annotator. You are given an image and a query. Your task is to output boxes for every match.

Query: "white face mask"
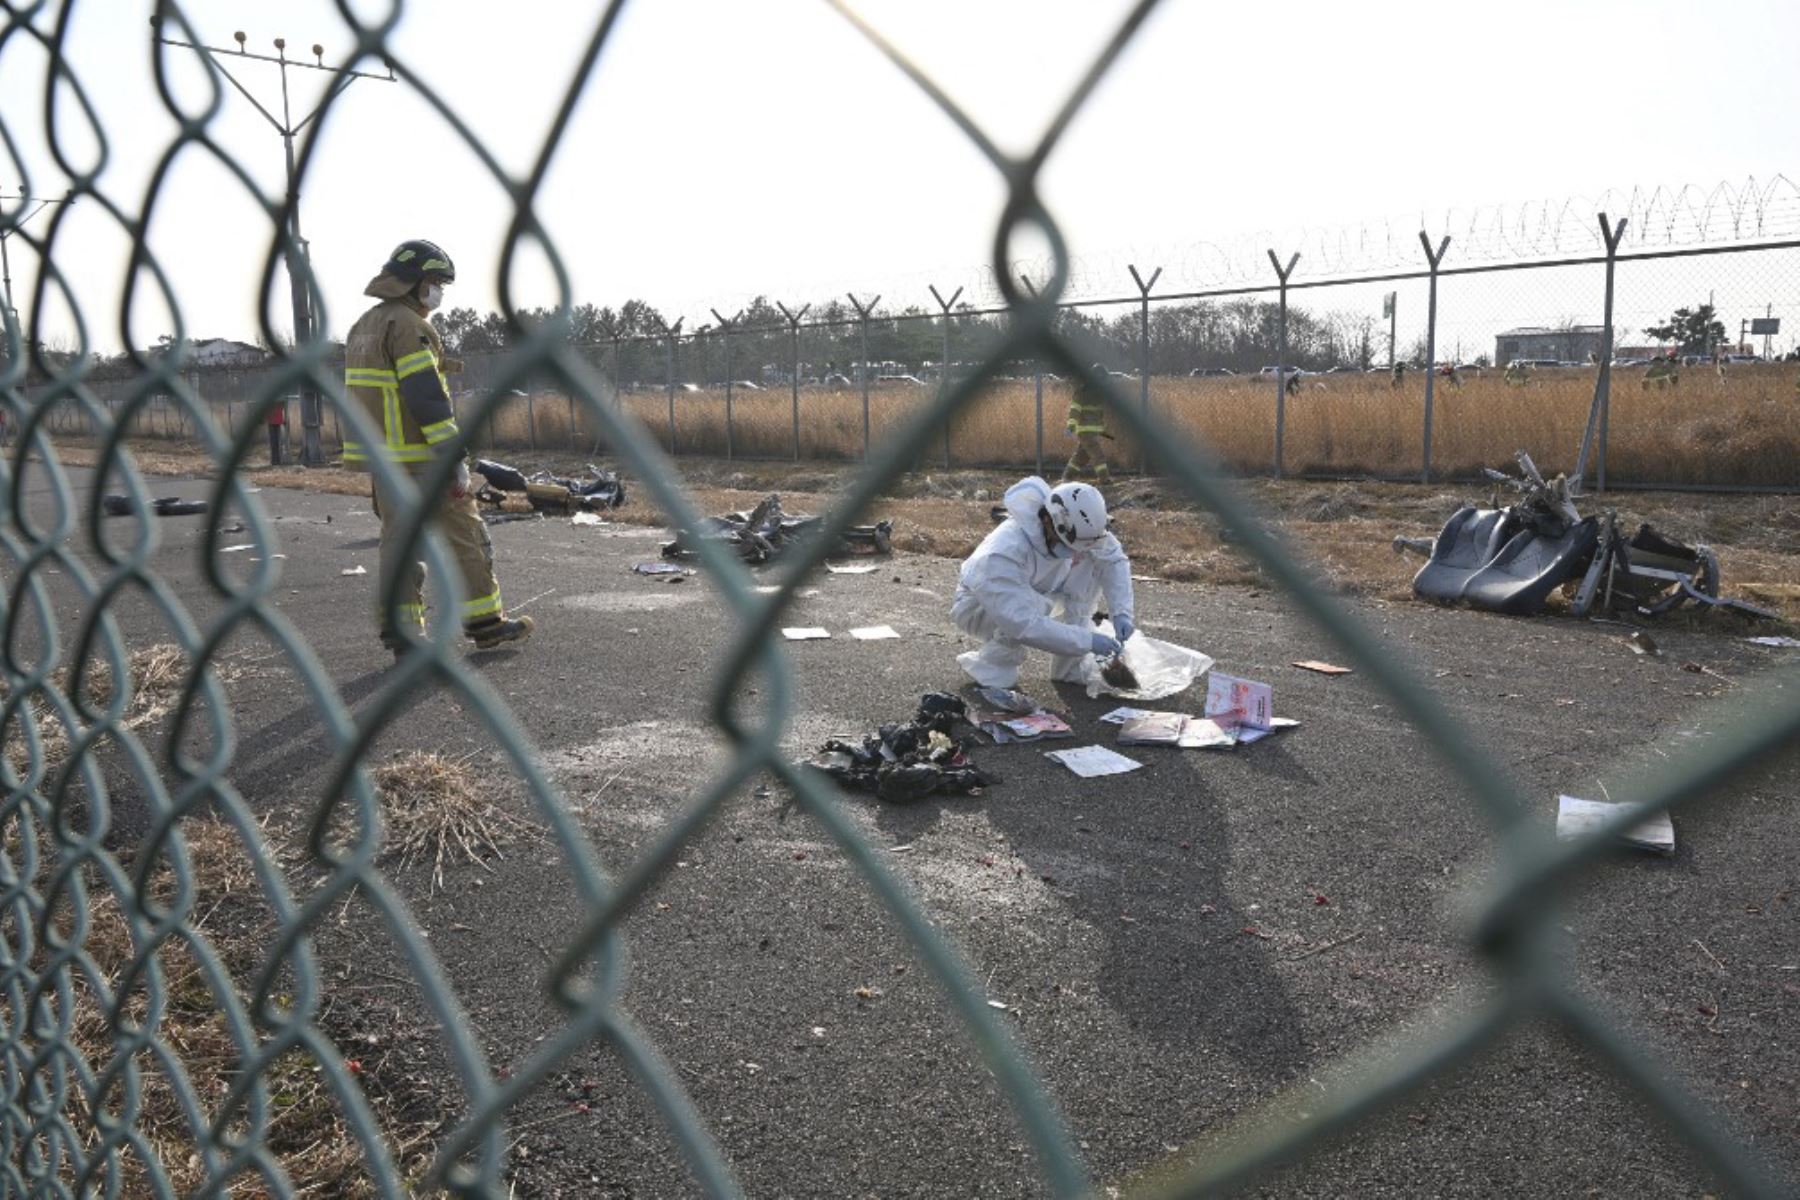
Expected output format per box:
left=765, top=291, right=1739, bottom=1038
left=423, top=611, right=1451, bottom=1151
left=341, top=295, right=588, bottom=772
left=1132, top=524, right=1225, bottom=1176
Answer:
left=418, top=281, right=445, bottom=311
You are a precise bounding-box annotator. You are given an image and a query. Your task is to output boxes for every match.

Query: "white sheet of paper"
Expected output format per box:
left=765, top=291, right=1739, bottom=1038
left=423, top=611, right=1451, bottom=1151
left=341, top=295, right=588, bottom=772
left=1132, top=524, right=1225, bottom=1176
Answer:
left=753, top=585, right=781, bottom=594
left=849, top=625, right=900, bottom=640
left=1555, top=794, right=1675, bottom=854
left=1099, top=706, right=1153, bottom=725
left=1044, top=745, right=1144, bottom=778
left=571, top=512, right=605, bottom=526
left=341, top=565, right=367, bottom=576
left=219, top=544, right=255, bottom=554
left=827, top=563, right=879, bottom=574
left=782, top=627, right=831, bottom=640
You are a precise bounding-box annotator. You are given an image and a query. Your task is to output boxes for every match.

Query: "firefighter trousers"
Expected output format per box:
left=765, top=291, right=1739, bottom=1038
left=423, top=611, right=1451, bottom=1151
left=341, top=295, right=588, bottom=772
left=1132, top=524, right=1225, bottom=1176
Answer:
left=1062, top=431, right=1110, bottom=481
left=372, top=480, right=504, bottom=637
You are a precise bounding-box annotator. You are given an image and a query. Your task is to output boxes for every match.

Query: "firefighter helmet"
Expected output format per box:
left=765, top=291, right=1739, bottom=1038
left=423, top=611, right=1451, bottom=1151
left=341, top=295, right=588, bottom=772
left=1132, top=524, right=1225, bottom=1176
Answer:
left=382, top=239, right=455, bottom=285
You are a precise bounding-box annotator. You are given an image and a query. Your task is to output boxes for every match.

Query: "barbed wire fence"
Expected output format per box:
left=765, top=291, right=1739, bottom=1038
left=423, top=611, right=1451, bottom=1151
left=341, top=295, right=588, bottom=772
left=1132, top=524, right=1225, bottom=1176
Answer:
left=2, top=0, right=1798, bottom=1196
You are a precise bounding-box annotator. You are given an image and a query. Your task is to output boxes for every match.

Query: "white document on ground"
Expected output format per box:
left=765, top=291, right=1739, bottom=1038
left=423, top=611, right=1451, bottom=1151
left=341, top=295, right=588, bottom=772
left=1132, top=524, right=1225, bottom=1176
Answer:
left=1205, top=673, right=1273, bottom=731
left=782, top=627, right=831, bottom=640
left=849, top=625, right=900, bottom=640
left=1044, top=745, right=1144, bottom=778
left=827, top=563, right=880, bottom=574
left=1099, top=706, right=1153, bottom=725
left=1554, top=794, right=1675, bottom=855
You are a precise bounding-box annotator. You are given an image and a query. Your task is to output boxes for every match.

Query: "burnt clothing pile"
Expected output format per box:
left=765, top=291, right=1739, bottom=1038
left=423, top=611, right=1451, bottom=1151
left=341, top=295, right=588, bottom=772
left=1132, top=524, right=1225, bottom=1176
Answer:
left=662, top=493, right=893, bottom=565
left=1406, top=451, right=1773, bottom=620
left=472, top=458, right=627, bottom=513
left=807, top=692, right=994, bottom=804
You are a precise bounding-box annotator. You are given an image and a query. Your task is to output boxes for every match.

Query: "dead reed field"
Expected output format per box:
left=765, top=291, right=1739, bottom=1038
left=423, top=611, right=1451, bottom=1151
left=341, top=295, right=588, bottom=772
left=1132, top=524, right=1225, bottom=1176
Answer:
left=459, top=363, right=1800, bottom=487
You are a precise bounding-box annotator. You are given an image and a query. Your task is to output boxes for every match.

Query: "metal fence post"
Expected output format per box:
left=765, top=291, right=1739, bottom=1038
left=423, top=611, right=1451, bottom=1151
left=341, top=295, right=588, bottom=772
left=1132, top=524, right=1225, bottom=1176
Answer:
left=610, top=337, right=623, bottom=417
left=1128, top=264, right=1161, bottom=473
left=711, top=308, right=741, bottom=461
left=1267, top=250, right=1299, bottom=478
left=665, top=317, right=682, bottom=453
left=1021, top=274, right=1045, bottom=476
left=526, top=391, right=537, bottom=451
left=1575, top=214, right=1628, bottom=492
left=929, top=285, right=963, bottom=468
left=848, top=292, right=879, bottom=463
left=778, top=301, right=809, bottom=461
left=1418, top=231, right=1451, bottom=483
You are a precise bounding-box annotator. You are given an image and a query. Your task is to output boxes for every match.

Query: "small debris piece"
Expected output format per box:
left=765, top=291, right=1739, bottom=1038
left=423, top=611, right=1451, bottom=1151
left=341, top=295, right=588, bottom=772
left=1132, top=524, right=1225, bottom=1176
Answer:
left=849, top=625, right=900, bottom=640
left=1555, top=794, right=1675, bottom=855
left=1627, top=631, right=1659, bottom=656
left=571, top=511, right=605, bottom=526
left=219, top=544, right=256, bottom=554
left=341, top=565, right=368, bottom=576
left=1312, top=893, right=1330, bottom=906
left=1745, top=635, right=1800, bottom=648
left=986, top=1000, right=1009, bottom=1011
left=1292, top=660, right=1352, bottom=676
left=632, top=562, right=689, bottom=576
left=782, top=627, right=831, bottom=640
left=826, top=563, right=880, bottom=575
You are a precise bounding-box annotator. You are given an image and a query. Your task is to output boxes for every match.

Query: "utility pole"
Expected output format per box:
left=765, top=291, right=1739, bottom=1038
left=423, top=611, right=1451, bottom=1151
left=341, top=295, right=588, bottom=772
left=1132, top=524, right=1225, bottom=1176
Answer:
left=151, top=18, right=394, bottom=467
left=1, top=188, right=76, bottom=331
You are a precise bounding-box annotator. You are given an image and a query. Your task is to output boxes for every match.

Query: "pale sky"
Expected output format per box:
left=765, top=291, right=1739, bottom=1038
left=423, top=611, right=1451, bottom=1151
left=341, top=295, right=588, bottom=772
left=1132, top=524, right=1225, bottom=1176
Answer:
left=2, top=0, right=1797, bottom=355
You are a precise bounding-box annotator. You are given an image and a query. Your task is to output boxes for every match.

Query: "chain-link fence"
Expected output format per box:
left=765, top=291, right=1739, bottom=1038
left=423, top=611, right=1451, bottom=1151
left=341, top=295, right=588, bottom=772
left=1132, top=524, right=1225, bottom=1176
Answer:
left=2, top=1, right=1798, bottom=1196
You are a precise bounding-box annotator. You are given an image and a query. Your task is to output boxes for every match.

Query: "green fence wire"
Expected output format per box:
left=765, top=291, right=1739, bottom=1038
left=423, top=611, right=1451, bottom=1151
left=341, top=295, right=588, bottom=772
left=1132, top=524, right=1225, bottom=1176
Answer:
left=1, top=0, right=1796, bottom=1195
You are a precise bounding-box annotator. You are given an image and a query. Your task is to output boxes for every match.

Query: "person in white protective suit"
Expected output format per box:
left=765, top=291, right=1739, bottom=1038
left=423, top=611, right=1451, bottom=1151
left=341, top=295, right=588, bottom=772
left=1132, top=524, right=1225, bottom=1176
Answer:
left=950, top=476, right=1137, bottom=688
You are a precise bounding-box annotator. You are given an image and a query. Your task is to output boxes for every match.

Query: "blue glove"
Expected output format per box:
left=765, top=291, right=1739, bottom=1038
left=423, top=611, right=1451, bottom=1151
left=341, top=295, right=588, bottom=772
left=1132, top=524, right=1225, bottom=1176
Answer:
left=1090, top=632, right=1123, bottom=659
left=1112, top=615, right=1135, bottom=644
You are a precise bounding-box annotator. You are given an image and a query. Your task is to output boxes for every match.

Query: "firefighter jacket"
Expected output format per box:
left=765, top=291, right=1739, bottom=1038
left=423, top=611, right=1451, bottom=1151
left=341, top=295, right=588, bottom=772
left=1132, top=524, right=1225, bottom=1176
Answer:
left=342, top=293, right=459, bottom=470
left=1067, top=380, right=1106, bottom=435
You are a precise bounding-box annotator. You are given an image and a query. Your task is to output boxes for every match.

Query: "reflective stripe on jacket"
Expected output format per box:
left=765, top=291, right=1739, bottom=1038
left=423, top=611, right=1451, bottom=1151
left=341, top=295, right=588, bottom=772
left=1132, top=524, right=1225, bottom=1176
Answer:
left=342, top=298, right=459, bottom=469
left=1067, top=383, right=1106, bottom=435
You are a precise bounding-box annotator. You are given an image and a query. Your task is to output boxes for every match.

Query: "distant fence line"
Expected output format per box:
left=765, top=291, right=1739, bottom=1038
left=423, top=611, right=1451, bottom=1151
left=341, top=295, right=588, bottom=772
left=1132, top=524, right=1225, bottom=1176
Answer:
left=23, top=237, right=1800, bottom=489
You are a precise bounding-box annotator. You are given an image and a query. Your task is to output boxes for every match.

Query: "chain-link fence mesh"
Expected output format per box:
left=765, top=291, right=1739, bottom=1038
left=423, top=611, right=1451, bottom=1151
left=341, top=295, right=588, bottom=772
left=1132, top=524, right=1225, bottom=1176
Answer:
left=2, top=1, right=1797, bottom=1195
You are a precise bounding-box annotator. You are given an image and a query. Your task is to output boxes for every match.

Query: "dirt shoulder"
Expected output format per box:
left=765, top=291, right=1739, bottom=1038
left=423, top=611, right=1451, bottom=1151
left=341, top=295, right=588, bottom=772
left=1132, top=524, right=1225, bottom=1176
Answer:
left=59, top=443, right=1800, bottom=627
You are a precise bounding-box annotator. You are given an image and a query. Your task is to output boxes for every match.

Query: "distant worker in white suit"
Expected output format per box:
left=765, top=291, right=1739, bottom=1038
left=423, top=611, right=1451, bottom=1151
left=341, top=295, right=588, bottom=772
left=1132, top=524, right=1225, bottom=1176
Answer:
left=951, top=476, right=1138, bottom=688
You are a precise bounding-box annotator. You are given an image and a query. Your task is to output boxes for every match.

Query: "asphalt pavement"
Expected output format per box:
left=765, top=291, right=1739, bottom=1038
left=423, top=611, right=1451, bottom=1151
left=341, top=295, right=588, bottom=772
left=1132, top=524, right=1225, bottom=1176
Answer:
left=16, top=465, right=1798, bottom=1198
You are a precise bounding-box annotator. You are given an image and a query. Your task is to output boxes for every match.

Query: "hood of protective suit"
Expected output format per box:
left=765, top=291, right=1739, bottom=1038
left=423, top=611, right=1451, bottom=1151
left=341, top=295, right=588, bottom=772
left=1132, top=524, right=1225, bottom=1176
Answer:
left=999, top=475, right=1055, bottom=555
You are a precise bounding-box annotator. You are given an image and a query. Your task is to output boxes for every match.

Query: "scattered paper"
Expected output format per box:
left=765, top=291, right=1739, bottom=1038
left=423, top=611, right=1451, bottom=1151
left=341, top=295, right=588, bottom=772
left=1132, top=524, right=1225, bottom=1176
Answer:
left=782, top=627, right=831, bottom=640
left=753, top=585, right=781, bottom=594
left=1555, top=794, right=1675, bottom=855
left=1116, top=712, right=1188, bottom=746
left=1178, top=718, right=1238, bottom=749
left=632, top=562, right=688, bottom=576
left=1746, top=635, right=1800, bottom=648
left=849, top=625, right=900, bottom=640
left=1292, top=660, right=1352, bottom=676
left=972, top=687, right=1038, bottom=714
left=340, top=565, right=367, bottom=576
left=1206, top=673, right=1273, bottom=731
left=1236, top=716, right=1300, bottom=745
left=571, top=511, right=605, bottom=526
left=219, top=544, right=255, bottom=554
left=1001, top=712, right=1074, bottom=740
left=826, top=563, right=879, bottom=575
left=1044, top=745, right=1144, bottom=778
left=1099, top=706, right=1153, bottom=725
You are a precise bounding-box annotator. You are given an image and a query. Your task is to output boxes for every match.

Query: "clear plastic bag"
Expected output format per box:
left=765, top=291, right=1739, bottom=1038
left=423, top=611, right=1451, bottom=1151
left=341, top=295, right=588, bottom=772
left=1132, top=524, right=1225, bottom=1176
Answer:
left=1084, top=627, right=1214, bottom=701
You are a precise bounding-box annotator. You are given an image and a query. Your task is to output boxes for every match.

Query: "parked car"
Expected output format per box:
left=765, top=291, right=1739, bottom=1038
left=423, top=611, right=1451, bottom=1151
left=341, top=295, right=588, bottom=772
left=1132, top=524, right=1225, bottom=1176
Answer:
left=729, top=380, right=762, bottom=390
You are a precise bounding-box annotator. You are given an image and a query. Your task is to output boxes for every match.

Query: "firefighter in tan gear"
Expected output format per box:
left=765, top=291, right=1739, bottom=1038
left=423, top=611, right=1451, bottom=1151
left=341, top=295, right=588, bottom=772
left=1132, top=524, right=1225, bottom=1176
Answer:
left=343, top=239, right=534, bottom=656
left=1062, top=376, right=1111, bottom=482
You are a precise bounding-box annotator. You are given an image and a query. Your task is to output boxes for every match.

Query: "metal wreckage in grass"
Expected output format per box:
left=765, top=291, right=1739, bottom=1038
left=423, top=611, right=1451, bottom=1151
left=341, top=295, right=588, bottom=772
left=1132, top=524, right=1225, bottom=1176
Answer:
left=660, top=493, right=894, bottom=564
left=1399, top=451, right=1776, bottom=620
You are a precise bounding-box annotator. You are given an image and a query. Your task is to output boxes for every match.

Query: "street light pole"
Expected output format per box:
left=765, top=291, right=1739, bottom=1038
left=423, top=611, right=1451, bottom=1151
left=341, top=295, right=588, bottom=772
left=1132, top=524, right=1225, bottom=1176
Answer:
left=151, top=19, right=394, bottom=466
left=1, top=189, right=76, bottom=330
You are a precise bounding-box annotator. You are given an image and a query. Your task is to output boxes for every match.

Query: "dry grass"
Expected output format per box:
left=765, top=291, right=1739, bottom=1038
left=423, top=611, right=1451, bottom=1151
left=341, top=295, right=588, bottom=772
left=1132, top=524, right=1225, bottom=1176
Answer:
left=571, top=366, right=1800, bottom=486
left=363, top=751, right=539, bottom=894
left=27, top=815, right=446, bottom=1197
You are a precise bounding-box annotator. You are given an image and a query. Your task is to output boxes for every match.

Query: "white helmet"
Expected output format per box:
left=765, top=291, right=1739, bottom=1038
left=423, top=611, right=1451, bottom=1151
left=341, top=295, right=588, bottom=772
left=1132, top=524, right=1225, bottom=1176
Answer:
left=1047, top=482, right=1109, bottom=546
